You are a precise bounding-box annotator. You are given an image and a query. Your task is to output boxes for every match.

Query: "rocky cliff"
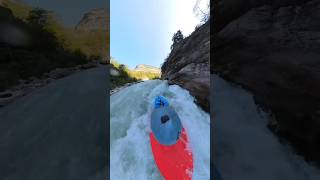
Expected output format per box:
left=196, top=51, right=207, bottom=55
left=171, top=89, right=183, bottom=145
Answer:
left=133, top=64, right=161, bottom=74
left=213, top=0, right=320, bottom=165
left=75, top=8, right=108, bottom=31
left=161, top=22, right=210, bottom=112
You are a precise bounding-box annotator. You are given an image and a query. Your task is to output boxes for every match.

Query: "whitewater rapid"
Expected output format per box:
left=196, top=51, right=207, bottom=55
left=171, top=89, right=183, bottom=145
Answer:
left=110, top=80, right=210, bottom=180
left=212, top=74, right=320, bottom=180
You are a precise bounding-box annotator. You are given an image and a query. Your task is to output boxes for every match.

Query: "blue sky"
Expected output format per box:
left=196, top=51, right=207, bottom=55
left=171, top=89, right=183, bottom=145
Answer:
left=19, top=0, right=108, bottom=26
left=111, top=0, right=206, bottom=69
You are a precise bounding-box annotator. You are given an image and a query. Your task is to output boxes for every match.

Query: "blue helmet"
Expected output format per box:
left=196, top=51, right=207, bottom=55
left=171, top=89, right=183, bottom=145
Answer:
left=151, top=106, right=182, bottom=145
left=154, top=95, right=169, bottom=108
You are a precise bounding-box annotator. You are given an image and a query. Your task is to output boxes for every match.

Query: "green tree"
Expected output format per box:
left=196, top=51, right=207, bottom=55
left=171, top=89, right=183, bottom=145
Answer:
left=171, top=30, right=184, bottom=50
left=27, top=8, right=50, bottom=29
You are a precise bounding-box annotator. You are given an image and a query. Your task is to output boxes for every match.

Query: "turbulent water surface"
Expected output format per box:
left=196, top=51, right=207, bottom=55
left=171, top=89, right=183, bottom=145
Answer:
left=212, top=74, right=320, bottom=180
left=110, top=80, right=210, bottom=180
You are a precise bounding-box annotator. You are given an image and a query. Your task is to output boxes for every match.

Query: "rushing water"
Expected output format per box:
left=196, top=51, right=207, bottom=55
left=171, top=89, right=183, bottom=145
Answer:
left=110, top=80, right=210, bottom=180
left=212, top=74, right=320, bottom=180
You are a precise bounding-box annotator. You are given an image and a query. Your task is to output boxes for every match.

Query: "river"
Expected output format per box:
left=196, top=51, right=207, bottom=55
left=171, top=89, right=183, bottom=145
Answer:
left=212, top=74, right=320, bottom=180
left=110, top=80, right=210, bottom=179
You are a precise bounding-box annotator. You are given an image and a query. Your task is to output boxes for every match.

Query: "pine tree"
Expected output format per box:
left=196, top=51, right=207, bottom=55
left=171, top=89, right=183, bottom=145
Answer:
left=171, top=30, right=184, bottom=50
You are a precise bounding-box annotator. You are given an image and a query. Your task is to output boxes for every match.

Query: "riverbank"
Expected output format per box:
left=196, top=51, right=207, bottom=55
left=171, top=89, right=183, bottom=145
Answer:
left=110, top=80, right=143, bottom=95
left=0, top=60, right=103, bottom=107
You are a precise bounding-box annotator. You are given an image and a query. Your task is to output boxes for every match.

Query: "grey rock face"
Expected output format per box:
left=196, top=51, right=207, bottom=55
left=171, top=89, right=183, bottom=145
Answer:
left=75, top=8, right=108, bottom=31
left=162, top=22, right=210, bottom=112
left=213, top=0, right=320, bottom=164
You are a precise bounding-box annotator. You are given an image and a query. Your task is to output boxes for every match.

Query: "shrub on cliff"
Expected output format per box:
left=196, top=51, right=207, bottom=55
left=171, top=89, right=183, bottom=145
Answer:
left=171, top=30, right=184, bottom=50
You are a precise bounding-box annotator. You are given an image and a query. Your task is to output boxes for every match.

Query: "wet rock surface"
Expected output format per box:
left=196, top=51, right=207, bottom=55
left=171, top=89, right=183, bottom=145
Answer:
left=213, top=0, right=320, bottom=164
left=161, top=21, right=210, bottom=112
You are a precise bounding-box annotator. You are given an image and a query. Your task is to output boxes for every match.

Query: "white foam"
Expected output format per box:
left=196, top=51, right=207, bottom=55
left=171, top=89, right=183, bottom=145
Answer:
left=212, top=74, right=320, bottom=180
